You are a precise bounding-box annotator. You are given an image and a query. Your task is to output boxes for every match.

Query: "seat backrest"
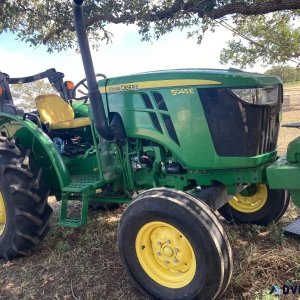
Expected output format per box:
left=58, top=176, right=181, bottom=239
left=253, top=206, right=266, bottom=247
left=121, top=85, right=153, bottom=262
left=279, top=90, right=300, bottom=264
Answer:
left=35, top=94, right=74, bottom=125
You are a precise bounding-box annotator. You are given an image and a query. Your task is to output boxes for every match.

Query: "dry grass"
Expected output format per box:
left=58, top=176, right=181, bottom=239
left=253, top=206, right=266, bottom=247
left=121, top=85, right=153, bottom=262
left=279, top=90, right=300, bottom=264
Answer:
left=0, top=204, right=145, bottom=300
left=2, top=110, right=300, bottom=300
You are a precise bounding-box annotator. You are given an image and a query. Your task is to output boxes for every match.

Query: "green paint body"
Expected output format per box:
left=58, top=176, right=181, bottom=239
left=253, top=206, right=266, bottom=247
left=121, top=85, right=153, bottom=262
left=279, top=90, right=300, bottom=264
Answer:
left=1, top=68, right=300, bottom=226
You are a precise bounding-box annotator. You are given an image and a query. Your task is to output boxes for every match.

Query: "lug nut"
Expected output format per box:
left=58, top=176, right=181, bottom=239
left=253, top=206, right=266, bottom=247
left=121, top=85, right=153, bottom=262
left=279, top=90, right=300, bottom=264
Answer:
left=157, top=252, right=161, bottom=256
left=174, top=259, right=178, bottom=264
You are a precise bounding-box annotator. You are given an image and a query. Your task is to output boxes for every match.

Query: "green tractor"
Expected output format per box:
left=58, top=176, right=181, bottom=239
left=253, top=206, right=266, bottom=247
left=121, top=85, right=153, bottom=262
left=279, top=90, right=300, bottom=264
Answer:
left=0, top=0, right=299, bottom=299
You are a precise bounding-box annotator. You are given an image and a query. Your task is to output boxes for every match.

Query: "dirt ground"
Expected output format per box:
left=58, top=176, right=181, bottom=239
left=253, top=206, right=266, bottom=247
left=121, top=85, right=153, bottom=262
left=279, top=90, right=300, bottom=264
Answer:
left=2, top=110, right=300, bottom=300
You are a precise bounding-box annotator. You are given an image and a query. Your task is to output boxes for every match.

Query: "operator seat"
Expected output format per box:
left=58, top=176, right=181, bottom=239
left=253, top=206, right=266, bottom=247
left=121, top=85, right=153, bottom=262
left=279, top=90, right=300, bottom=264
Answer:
left=35, top=94, right=90, bottom=130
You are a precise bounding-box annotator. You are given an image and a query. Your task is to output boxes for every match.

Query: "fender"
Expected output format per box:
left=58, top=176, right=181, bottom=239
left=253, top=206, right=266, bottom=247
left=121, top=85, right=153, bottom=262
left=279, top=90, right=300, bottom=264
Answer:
left=0, top=113, right=70, bottom=191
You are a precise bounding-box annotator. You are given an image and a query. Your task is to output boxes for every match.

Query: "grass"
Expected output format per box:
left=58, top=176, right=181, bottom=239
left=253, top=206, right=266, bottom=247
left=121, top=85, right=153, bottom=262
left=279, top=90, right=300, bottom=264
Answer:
left=2, top=110, right=300, bottom=299
left=222, top=206, right=300, bottom=299
left=2, top=204, right=300, bottom=299
left=1, top=207, right=144, bottom=300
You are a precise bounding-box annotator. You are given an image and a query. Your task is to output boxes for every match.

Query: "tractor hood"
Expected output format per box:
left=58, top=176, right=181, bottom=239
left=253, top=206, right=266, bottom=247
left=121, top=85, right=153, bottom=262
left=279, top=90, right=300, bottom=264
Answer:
left=98, top=68, right=281, bottom=94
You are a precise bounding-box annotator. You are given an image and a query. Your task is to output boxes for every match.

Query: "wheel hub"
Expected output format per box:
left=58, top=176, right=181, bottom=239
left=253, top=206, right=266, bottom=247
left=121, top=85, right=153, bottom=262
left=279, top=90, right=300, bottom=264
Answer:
left=135, top=221, right=196, bottom=288
left=229, top=184, right=268, bottom=213
left=0, top=191, right=6, bottom=236
left=162, top=246, right=174, bottom=257
left=150, top=226, right=193, bottom=272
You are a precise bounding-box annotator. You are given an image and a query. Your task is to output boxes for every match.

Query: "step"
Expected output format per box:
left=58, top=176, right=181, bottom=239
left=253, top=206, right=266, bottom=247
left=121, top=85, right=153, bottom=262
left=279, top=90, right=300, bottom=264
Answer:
left=59, top=194, right=89, bottom=227
left=63, top=174, right=102, bottom=193
left=59, top=175, right=104, bottom=227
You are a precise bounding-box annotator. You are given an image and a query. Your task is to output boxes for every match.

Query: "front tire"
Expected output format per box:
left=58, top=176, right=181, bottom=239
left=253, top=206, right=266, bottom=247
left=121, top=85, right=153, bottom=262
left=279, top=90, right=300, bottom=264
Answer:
left=0, top=135, right=53, bottom=260
left=118, top=188, right=232, bottom=300
left=218, top=184, right=289, bottom=226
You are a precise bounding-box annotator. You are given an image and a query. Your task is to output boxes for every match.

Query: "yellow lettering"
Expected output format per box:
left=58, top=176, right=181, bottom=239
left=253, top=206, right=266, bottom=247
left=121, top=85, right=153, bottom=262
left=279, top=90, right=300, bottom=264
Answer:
left=170, top=88, right=195, bottom=96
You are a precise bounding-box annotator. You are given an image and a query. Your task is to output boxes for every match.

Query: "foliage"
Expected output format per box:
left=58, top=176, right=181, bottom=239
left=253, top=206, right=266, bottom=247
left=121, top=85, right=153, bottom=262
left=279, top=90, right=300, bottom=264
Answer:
left=265, top=66, right=300, bottom=83
left=1, top=1, right=300, bottom=68
left=219, top=11, right=300, bottom=68
left=0, top=1, right=299, bottom=53
left=55, top=241, right=70, bottom=254
left=254, top=289, right=278, bottom=300
left=10, top=80, right=57, bottom=111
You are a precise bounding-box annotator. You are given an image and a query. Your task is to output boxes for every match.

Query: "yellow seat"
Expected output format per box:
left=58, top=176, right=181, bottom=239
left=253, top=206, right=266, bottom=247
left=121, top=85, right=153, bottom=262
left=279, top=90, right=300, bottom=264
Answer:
left=35, top=94, right=90, bottom=130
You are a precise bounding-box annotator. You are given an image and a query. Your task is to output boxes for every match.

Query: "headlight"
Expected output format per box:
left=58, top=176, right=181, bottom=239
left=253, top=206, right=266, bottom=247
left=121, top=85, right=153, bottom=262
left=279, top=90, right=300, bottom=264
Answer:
left=230, top=86, right=279, bottom=105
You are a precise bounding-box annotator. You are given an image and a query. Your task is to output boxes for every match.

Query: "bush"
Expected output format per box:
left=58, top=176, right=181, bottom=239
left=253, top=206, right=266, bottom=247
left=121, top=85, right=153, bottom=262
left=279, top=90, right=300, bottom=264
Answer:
left=265, top=65, right=300, bottom=83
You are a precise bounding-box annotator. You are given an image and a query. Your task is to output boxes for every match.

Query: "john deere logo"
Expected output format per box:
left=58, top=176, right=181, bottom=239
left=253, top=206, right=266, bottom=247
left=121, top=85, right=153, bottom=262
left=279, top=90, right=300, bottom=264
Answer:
left=269, top=285, right=281, bottom=295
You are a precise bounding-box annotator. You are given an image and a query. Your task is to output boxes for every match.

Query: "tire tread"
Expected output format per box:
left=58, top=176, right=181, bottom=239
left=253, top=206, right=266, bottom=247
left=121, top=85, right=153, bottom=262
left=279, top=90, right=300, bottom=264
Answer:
left=0, top=137, right=53, bottom=260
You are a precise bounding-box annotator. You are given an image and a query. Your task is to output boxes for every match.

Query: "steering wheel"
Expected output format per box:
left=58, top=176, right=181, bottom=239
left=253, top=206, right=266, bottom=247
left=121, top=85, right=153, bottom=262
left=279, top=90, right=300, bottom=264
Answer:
left=71, top=73, right=107, bottom=102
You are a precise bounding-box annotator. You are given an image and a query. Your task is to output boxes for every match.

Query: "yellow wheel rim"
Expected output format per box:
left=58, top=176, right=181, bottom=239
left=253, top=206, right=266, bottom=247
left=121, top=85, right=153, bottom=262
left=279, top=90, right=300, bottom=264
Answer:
left=135, top=221, right=196, bottom=288
left=229, top=184, right=268, bottom=213
left=0, top=191, right=6, bottom=236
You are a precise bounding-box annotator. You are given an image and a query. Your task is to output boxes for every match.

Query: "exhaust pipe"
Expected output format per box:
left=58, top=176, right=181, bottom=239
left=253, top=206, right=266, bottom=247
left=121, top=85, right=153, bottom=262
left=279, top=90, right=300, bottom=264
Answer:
left=73, top=0, right=114, bottom=140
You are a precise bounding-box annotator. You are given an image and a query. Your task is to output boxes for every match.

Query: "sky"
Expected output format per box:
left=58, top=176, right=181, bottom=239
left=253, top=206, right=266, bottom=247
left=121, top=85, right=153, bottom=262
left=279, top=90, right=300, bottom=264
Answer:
left=0, top=24, right=265, bottom=83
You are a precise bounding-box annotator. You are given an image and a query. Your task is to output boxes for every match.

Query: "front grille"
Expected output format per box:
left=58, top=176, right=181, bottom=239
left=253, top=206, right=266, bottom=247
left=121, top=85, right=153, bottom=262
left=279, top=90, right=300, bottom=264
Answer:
left=259, top=105, right=277, bottom=154
left=198, top=88, right=280, bottom=157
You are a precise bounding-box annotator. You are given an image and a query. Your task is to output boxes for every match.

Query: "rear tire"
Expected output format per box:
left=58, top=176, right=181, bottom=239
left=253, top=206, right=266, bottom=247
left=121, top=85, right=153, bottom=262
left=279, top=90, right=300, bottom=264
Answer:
left=0, top=135, right=52, bottom=260
left=118, top=188, right=232, bottom=300
left=218, top=184, right=289, bottom=226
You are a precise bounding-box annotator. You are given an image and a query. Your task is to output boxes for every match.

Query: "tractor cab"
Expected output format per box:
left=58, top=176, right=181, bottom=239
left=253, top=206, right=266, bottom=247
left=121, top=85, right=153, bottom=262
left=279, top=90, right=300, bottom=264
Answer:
left=0, top=68, right=72, bottom=117
left=0, top=69, right=94, bottom=156
left=0, top=68, right=73, bottom=104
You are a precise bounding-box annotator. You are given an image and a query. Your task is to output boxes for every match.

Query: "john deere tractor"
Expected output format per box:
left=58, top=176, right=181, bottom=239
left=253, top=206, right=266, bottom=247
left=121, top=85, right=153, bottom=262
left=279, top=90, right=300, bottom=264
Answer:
left=1, top=0, right=299, bottom=299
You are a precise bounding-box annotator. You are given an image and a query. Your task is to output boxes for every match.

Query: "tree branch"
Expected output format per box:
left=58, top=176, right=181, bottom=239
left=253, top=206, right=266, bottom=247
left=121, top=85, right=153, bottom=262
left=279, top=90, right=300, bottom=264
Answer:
left=207, top=0, right=300, bottom=19
left=41, top=0, right=300, bottom=45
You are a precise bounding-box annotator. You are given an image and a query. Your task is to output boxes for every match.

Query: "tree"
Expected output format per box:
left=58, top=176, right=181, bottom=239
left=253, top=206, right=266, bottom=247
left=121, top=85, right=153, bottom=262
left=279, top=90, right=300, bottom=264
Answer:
left=10, top=80, right=58, bottom=112
left=1, top=0, right=300, bottom=66
left=219, top=11, right=300, bottom=68
left=264, top=66, right=300, bottom=83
